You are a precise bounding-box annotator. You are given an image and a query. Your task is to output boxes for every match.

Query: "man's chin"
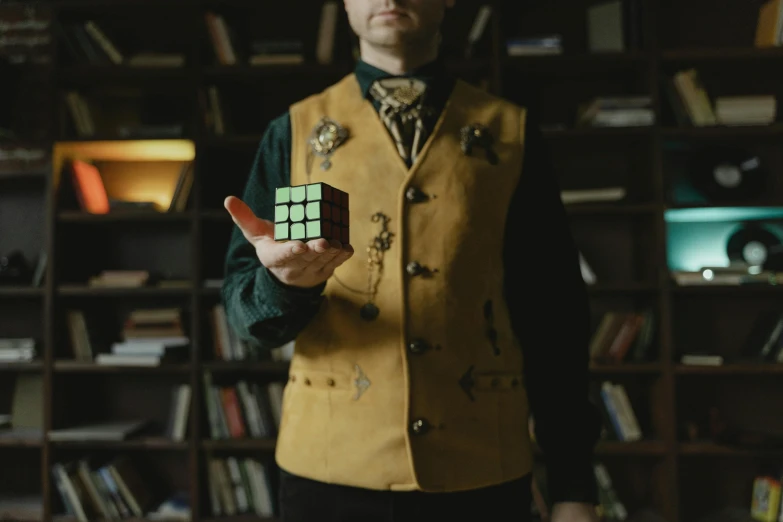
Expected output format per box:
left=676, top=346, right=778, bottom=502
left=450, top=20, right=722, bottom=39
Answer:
left=367, top=28, right=418, bottom=47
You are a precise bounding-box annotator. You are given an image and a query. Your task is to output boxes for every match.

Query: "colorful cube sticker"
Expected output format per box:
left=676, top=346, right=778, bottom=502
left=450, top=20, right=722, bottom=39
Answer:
left=274, top=182, right=349, bottom=243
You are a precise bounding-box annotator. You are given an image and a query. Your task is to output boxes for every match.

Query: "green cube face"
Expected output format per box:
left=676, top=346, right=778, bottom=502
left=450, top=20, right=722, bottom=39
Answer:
left=274, top=182, right=350, bottom=243
left=275, top=187, right=291, bottom=204
left=305, top=200, right=331, bottom=221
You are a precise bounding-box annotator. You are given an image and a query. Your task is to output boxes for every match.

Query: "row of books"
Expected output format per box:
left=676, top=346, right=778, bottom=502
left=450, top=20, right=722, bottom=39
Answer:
left=668, top=68, right=776, bottom=127
left=206, top=5, right=338, bottom=67
left=203, top=372, right=283, bottom=440
left=575, top=83, right=776, bottom=129
left=64, top=90, right=185, bottom=139
left=0, top=337, right=36, bottom=363
left=0, top=146, right=50, bottom=176
left=65, top=302, right=294, bottom=366
left=528, top=452, right=627, bottom=521
left=57, top=19, right=183, bottom=68
left=589, top=310, right=656, bottom=364
left=52, top=456, right=188, bottom=521
left=67, top=305, right=192, bottom=366
left=0, top=3, right=52, bottom=65
left=210, top=304, right=294, bottom=362
left=207, top=456, right=274, bottom=518
left=594, top=380, right=643, bottom=443
left=508, top=0, right=642, bottom=56
left=45, top=455, right=276, bottom=521
left=576, top=96, right=654, bottom=128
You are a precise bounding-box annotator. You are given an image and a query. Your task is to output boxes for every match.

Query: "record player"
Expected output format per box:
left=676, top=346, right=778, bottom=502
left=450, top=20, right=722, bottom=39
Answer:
left=688, top=146, right=767, bottom=202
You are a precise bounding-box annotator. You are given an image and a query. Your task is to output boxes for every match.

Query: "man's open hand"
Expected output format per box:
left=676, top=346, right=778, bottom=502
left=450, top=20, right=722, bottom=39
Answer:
left=551, top=502, right=600, bottom=522
left=224, top=195, right=354, bottom=289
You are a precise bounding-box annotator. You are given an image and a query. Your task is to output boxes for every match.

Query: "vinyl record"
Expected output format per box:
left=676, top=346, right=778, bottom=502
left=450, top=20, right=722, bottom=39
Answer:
left=688, top=147, right=766, bottom=202
left=726, top=223, right=782, bottom=267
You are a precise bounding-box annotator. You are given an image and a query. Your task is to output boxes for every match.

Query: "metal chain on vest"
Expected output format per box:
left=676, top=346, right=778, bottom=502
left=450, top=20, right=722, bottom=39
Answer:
left=332, top=211, right=393, bottom=321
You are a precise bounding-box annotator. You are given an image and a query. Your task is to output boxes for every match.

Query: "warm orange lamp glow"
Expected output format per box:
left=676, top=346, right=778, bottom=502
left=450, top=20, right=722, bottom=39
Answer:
left=53, top=140, right=197, bottom=211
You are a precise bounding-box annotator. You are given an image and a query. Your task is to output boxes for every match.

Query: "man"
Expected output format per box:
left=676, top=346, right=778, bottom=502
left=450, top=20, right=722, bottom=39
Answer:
left=222, top=1, right=602, bottom=521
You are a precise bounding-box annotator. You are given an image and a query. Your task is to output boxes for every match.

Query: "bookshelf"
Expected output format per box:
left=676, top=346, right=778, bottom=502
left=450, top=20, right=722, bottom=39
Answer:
left=1, top=0, right=782, bottom=521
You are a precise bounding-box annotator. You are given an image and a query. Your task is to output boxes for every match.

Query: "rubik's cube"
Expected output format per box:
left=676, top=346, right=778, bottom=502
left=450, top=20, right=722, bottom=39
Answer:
left=274, top=183, right=349, bottom=243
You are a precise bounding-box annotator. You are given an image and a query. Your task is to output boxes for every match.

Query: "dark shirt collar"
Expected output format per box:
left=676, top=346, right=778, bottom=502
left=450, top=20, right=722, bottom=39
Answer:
left=354, top=56, right=451, bottom=101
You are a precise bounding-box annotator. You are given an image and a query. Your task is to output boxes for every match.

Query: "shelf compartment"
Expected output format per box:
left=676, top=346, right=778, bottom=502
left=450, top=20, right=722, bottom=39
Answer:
left=675, top=364, right=783, bottom=375
left=54, top=360, right=191, bottom=373
left=591, top=363, right=663, bottom=375
left=58, top=210, right=194, bottom=223
left=201, top=438, right=276, bottom=451
left=48, top=437, right=188, bottom=450
left=202, top=361, right=289, bottom=374
left=0, top=287, right=44, bottom=297
left=57, top=285, right=193, bottom=296
left=0, top=362, right=44, bottom=372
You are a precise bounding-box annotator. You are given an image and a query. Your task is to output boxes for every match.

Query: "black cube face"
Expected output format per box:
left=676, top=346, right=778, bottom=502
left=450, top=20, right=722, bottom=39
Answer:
left=274, top=182, right=349, bottom=244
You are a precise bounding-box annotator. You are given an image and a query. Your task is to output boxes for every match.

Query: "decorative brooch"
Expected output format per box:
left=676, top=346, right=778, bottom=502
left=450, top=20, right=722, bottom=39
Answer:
left=353, top=364, right=371, bottom=400
left=308, top=117, right=349, bottom=171
left=460, top=123, right=498, bottom=165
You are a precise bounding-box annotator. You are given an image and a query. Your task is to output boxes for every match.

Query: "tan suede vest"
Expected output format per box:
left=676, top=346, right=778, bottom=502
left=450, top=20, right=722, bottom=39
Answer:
left=276, top=73, right=533, bottom=492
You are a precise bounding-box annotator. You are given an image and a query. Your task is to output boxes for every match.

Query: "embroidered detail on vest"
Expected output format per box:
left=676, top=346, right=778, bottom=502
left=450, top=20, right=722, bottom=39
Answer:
left=307, top=117, right=349, bottom=174
left=458, top=365, right=476, bottom=401
left=353, top=364, right=371, bottom=400
left=483, top=300, right=500, bottom=356
left=460, top=123, right=498, bottom=165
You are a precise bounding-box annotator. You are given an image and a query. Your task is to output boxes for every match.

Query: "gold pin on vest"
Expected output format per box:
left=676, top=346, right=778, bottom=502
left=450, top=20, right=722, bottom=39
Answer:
left=308, top=117, right=349, bottom=172
left=461, top=123, right=498, bottom=165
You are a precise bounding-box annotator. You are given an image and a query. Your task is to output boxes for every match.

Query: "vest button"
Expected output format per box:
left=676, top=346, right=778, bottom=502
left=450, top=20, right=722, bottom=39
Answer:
left=408, top=338, right=429, bottom=354
left=410, top=418, right=430, bottom=435
left=406, top=261, right=424, bottom=276
left=405, top=186, right=428, bottom=203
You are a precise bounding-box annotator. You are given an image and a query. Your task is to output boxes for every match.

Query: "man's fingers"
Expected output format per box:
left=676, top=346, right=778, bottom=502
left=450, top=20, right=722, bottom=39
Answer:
left=224, top=196, right=275, bottom=239
left=307, top=240, right=343, bottom=273
left=269, top=239, right=343, bottom=274
left=320, top=244, right=355, bottom=275
left=298, top=238, right=332, bottom=263
left=263, top=240, right=307, bottom=268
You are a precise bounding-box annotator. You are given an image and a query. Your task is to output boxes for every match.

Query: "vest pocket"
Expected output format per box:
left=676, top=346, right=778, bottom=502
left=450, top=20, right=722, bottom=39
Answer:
left=472, top=371, right=524, bottom=393
left=288, top=368, right=351, bottom=392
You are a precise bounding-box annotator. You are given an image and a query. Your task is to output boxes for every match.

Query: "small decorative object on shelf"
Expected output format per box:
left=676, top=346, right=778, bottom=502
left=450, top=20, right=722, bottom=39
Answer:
left=0, top=251, right=32, bottom=285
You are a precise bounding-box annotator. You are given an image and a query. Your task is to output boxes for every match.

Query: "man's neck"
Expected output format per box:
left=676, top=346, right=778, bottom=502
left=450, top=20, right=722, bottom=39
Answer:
left=358, top=40, right=439, bottom=75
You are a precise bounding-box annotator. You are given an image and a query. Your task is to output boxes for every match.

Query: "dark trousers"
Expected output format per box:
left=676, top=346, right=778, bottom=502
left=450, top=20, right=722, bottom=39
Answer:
left=278, top=468, right=533, bottom=522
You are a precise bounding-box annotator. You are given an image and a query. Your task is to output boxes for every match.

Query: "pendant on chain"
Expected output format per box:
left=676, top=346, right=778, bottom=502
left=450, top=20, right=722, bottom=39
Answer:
left=360, top=302, right=380, bottom=321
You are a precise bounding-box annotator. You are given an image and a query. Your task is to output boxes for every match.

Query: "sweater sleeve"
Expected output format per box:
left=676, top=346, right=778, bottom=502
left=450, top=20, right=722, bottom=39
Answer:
left=221, top=112, right=326, bottom=350
left=502, top=106, right=602, bottom=504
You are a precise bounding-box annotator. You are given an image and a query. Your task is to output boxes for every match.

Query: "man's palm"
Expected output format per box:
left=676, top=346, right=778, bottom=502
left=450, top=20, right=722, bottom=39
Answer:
left=224, top=196, right=354, bottom=289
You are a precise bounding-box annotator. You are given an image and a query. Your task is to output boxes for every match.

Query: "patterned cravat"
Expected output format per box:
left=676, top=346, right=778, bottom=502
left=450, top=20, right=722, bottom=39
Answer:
left=369, top=78, right=431, bottom=165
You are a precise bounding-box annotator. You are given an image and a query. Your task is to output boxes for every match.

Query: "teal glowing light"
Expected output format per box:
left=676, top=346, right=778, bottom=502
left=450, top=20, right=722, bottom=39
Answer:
left=664, top=207, right=783, bottom=223
left=664, top=207, right=783, bottom=272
